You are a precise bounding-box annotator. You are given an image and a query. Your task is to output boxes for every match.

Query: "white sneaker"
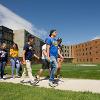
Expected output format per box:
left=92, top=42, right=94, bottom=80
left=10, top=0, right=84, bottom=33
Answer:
left=3, top=76, right=6, bottom=79
left=49, top=81, right=54, bottom=87
left=49, top=81, right=58, bottom=87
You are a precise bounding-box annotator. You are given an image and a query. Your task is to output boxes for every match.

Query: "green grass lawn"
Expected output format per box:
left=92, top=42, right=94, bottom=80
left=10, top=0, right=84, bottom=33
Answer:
left=32, top=63, right=100, bottom=79
left=5, top=63, right=100, bottom=79
left=0, top=83, right=100, bottom=100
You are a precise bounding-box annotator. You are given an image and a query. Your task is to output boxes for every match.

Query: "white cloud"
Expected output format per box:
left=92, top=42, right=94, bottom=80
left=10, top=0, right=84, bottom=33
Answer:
left=0, top=4, right=47, bottom=39
left=92, top=36, right=100, bottom=40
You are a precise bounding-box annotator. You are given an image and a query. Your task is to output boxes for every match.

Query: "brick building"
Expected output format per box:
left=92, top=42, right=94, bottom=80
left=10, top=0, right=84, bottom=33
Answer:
left=72, top=39, right=100, bottom=63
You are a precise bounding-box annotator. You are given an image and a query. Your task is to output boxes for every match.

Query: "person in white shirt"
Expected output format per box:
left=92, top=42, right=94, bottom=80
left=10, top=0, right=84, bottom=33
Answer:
left=35, top=44, right=50, bottom=81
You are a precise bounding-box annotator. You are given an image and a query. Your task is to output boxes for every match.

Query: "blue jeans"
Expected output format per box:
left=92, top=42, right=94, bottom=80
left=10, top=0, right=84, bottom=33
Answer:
left=10, top=58, right=20, bottom=77
left=49, top=56, right=58, bottom=81
left=0, top=62, right=6, bottom=78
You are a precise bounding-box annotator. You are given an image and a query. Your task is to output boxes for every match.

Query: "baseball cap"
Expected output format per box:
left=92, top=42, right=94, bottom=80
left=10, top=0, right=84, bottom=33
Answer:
left=28, top=34, right=35, bottom=39
left=49, top=29, right=57, bottom=36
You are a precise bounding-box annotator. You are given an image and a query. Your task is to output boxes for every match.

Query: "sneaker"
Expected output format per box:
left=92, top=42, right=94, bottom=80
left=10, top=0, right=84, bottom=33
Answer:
left=16, top=75, right=20, bottom=78
left=20, top=79, right=31, bottom=83
left=20, top=80, right=24, bottom=83
left=3, top=76, right=6, bottom=79
left=49, top=81, right=54, bottom=87
left=30, top=80, right=39, bottom=86
left=53, top=80, right=58, bottom=86
left=49, top=80, right=58, bottom=87
left=0, top=78, right=4, bottom=81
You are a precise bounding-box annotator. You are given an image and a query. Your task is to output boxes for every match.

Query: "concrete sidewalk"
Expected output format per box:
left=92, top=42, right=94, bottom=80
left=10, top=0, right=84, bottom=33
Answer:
left=0, top=77, right=100, bottom=94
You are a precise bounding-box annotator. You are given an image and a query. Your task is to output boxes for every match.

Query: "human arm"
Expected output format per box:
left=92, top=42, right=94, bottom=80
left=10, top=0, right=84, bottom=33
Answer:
left=22, top=50, right=26, bottom=64
left=33, top=54, right=40, bottom=60
left=46, top=44, right=50, bottom=61
left=42, top=49, right=47, bottom=57
left=58, top=49, right=64, bottom=59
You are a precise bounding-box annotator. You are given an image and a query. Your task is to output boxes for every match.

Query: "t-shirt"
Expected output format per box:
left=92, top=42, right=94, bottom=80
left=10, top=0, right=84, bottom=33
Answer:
left=45, top=37, right=58, bottom=59
left=42, top=44, right=47, bottom=59
left=0, top=48, right=8, bottom=62
left=58, top=44, right=62, bottom=52
left=58, top=44, right=61, bottom=48
left=10, top=49, right=18, bottom=58
left=23, top=43, right=35, bottom=60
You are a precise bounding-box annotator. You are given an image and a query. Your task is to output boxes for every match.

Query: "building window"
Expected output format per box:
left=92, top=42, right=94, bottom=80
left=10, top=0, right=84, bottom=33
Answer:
left=90, top=47, right=92, bottom=50
left=90, top=58, right=93, bottom=62
left=96, top=51, right=98, bottom=54
left=87, top=59, right=88, bottom=62
left=67, top=46, right=69, bottom=49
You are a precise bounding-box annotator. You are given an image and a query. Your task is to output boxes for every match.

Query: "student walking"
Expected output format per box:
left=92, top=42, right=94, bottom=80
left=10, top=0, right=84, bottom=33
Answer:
left=35, top=43, right=50, bottom=81
left=10, top=43, right=21, bottom=78
left=56, top=38, right=64, bottom=79
left=45, top=29, right=63, bottom=86
left=21, top=35, right=39, bottom=85
left=0, top=43, right=8, bottom=79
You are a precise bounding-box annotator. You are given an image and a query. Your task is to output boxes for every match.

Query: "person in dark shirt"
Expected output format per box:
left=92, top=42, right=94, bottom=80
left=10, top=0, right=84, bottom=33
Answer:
left=21, top=35, right=39, bottom=84
left=0, top=43, right=8, bottom=79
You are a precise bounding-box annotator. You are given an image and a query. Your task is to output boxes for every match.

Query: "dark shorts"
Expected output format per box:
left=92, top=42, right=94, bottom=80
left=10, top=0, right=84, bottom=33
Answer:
left=42, top=59, right=50, bottom=69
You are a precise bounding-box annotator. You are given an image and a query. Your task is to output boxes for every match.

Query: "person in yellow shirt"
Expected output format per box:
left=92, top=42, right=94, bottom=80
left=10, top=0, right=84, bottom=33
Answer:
left=10, top=43, right=20, bottom=78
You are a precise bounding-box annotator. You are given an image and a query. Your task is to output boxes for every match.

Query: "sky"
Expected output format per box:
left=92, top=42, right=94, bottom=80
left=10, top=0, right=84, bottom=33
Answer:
left=0, top=0, right=100, bottom=45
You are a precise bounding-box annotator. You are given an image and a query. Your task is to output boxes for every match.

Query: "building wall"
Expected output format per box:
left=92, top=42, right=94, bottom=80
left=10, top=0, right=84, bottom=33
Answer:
left=14, top=29, right=44, bottom=60
left=34, top=37, right=44, bottom=57
left=73, top=39, right=100, bottom=63
left=61, top=45, right=74, bottom=63
left=0, top=26, right=13, bottom=49
left=34, top=37, right=41, bottom=57
left=13, top=30, right=25, bottom=57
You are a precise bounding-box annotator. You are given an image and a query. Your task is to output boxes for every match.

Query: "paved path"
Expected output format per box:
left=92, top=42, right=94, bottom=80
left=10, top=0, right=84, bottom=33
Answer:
left=0, top=77, right=100, bottom=94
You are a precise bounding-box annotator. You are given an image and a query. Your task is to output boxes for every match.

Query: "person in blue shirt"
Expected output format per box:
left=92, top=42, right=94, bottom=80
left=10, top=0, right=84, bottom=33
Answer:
left=21, top=35, right=39, bottom=85
left=45, top=29, right=63, bottom=86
